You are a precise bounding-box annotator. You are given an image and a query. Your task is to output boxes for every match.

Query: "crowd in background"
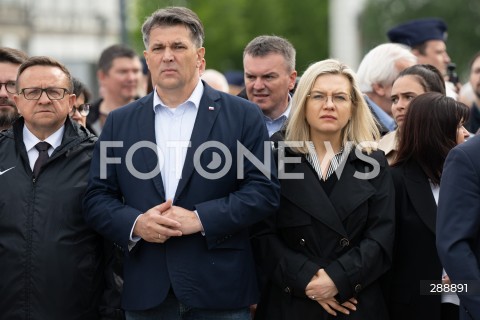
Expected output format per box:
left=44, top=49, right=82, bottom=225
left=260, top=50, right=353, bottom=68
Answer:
left=1, top=5, right=479, bottom=320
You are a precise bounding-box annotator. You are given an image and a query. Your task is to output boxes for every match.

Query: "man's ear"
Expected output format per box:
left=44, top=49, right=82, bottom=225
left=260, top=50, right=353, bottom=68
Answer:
left=13, top=95, right=21, bottom=115
left=197, top=47, right=205, bottom=66
left=288, top=71, right=298, bottom=91
left=372, top=83, right=386, bottom=97
left=97, top=70, right=106, bottom=84
left=68, top=94, right=76, bottom=114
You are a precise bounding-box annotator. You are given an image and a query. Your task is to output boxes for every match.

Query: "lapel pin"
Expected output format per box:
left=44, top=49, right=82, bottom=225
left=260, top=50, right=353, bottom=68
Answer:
left=208, top=106, right=215, bottom=111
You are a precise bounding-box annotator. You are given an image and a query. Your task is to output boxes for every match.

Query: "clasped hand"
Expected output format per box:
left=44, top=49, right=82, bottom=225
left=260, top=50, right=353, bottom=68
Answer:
left=305, top=268, right=357, bottom=316
left=132, top=199, right=203, bottom=243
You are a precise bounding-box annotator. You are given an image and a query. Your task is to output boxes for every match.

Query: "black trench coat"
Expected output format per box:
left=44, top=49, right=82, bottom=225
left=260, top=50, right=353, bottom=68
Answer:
left=386, top=160, right=445, bottom=320
left=252, top=148, right=395, bottom=320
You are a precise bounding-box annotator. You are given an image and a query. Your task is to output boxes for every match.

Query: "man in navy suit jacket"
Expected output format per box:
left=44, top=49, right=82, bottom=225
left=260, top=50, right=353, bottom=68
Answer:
left=437, top=135, right=480, bottom=320
left=83, top=7, right=280, bottom=320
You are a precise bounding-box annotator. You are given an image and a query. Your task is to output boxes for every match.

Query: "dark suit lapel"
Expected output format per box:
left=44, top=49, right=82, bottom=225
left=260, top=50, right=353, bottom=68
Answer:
left=329, top=152, right=377, bottom=221
left=404, top=161, right=437, bottom=234
left=174, top=86, right=222, bottom=201
left=281, top=159, right=347, bottom=237
left=136, top=93, right=165, bottom=200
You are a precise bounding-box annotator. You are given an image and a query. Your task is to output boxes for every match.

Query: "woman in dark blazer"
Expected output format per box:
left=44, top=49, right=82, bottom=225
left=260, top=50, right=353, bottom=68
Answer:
left=387, top=92, right=469, bottom=320
left=252, top=59, right=395, bottom=320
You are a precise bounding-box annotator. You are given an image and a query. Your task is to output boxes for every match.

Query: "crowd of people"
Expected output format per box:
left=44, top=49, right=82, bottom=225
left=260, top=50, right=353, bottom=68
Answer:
left=0, top=6, right=479, bottom=320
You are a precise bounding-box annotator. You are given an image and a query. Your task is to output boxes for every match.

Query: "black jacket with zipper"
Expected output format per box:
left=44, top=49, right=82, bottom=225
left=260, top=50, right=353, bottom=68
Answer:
left=0, top=117, right=121, bottom=319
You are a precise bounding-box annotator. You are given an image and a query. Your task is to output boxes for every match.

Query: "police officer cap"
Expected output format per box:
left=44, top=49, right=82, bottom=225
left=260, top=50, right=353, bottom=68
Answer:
left=387, top=18, right=448, bottom=47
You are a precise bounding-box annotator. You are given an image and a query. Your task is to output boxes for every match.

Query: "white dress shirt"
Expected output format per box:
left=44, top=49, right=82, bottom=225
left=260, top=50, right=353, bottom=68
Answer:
left=154, top=81, right=203, bottom=200
left=128, top=81, right=204, bottom=244
left=430, top=182, right=460, bottom=306
left=23, top=125, right=64, bottom=170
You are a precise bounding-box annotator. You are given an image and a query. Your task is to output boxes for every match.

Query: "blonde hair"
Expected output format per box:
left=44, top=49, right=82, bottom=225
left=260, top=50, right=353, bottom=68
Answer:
left=285, top=59, right=379, bottom=154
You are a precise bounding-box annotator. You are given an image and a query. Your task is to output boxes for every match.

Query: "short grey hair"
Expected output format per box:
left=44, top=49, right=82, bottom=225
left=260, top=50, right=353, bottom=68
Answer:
left=141, top=7, right=204, bottom=49
left=243, top=35, right=296, bottom=72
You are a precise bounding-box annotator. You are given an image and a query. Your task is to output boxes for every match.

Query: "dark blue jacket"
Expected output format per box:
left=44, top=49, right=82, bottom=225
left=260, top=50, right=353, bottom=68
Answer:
left=83, top=82, right=280, bottom=311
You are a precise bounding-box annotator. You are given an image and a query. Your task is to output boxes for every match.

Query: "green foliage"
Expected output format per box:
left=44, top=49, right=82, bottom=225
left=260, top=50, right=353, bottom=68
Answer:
left=129, top=0, right=328, bottom=75
left=360, top=0, right=480, bottom=81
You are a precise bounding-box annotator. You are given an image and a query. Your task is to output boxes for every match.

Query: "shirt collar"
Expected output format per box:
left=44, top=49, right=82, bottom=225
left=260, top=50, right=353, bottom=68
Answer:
left=281, top=97, right=292, bottom=119
left=153, top=80, right=204, bottom=111
left=363, top=94, right=396, bottom=131
left=305, top=141, right=346, bottom=180
left=23, top=124, right=64, bottom=152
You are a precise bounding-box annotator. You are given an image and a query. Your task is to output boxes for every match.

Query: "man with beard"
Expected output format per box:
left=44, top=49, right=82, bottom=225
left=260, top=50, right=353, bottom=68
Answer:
left=0, top=47, right=28, bottom=131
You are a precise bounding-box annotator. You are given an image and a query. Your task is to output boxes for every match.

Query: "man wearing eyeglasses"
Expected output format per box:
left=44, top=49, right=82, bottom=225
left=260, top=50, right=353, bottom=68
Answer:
left=0, top=47, right=28, bottom=131
left=0, top=56, right=116, bottom=319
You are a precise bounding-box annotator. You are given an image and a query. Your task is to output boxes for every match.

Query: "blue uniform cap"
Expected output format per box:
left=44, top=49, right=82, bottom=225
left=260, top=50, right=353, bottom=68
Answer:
left=387, top=18, right=448, bottom=47
left=224, top=70, right=245, bottom=86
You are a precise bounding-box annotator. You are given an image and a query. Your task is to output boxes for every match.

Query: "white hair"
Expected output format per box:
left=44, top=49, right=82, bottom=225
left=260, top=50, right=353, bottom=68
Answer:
left=357, top=43, right=417, bottom=93
left=201, top=69, right=229, bottom=93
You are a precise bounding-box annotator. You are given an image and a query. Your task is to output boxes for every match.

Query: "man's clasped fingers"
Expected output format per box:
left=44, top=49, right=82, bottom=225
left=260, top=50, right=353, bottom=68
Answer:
left=133, top=203, right=183, bottom=242
left=148, top=215, right=183, bottom=242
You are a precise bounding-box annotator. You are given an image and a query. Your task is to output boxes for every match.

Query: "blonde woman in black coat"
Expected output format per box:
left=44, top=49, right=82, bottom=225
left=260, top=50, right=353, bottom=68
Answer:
left=252, top=59, right=395, bottom=320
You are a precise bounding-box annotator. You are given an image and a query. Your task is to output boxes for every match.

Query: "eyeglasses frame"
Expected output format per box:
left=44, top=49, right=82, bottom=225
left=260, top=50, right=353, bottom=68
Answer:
left=18, top=87, right=70, bottom=100
left=0, top=81, right=17, bottom=94
left=69, top=103, right=90, bottom=117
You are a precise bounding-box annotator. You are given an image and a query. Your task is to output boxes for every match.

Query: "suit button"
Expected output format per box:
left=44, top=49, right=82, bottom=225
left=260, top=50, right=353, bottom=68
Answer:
left=354, top=284, right=362, bottom=292
left=340, top=238, right=350, bottom=247
left=284, top=286, right=291, bottom=293
left=299, top=238, right=306, bottom=246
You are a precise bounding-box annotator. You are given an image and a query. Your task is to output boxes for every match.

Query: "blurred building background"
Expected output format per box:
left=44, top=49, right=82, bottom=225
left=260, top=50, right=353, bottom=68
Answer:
left=0, top=0, right=359, bottom=98
left=0, top=0, right=126, bottom=98
left=330, top=0, right=366, bottom=70
left=1, top=0, right=478, bottom=96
